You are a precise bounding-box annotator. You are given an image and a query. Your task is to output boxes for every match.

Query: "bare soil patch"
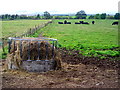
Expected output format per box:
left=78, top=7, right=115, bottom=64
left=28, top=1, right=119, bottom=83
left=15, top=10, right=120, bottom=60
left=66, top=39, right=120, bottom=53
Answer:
left=1, top=49, right=120, bottom=88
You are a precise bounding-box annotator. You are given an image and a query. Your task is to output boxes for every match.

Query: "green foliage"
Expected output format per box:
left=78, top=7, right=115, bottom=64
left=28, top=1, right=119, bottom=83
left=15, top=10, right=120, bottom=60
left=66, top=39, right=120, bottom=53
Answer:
left=2, top=52, right=7, bottom=59
left=0, top=46, right=8, bottom=59
left=114, top=13, right=120, bottom=19
left=100, top=13, right=106, bottom=19
left=0, top=14, right=43, bottom=20
left=94, top=14, right=100, bottom=19
left=95, top=50, right=120, bottom=56
left=75, top=10, right=87, bottom=19
left=88, top=15, right=94, bottom=19
left=43, top=11, right=52, bottom=19
left=106, top=15, right=114, bottom=19
left=88, top=14, right=115, bottom=20
left=36, top=14, right=41, bottom=19
left=79, top=49, right=120, bottom=58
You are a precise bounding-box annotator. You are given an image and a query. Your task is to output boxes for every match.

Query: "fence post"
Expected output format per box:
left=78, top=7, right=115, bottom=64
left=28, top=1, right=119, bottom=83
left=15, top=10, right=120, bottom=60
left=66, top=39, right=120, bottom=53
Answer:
left=8, top=38, right=12, bottom=53
left=30, top=28, right=32, bottom=36
left=55, top=41, right=58, bottom=49
left=2, top=38, right=5, bottom=53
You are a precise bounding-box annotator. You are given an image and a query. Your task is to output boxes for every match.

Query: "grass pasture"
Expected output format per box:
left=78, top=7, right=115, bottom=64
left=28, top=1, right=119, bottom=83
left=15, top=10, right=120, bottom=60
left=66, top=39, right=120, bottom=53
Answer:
left=2, top=19, right=51, bottom=38
left=32, top=19, right=119, bottom=58
left=1, top=19, right=51, bottom=59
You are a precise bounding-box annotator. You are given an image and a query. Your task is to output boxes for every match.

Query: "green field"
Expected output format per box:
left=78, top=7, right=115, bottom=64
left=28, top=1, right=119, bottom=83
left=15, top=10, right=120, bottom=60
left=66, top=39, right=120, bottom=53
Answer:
left=1, top=19, right=120, bottom=59
left=1, top=19, right=51, bottom=59
left=32, top=19, right=119, bottom=58
left=2, top=19, right=51, bottom=38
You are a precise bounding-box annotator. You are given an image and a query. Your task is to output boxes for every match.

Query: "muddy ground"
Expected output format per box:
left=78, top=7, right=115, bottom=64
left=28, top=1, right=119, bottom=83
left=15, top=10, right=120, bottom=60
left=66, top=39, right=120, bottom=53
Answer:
left=1, top=49, right=120, bottom=89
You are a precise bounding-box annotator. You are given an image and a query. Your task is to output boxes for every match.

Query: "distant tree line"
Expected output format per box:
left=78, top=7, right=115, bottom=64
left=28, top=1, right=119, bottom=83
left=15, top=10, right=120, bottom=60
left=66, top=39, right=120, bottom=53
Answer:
left=0, top=11, right=52, bottom=20
left=75, top=10, right=120, bottom=19
left=88, top=13, right=120, bottom=19
left=0, top=10, right=120, bottom=20
left=54, top=12, right=120, bottom=19
left=0, top=14, right=41, bottom=20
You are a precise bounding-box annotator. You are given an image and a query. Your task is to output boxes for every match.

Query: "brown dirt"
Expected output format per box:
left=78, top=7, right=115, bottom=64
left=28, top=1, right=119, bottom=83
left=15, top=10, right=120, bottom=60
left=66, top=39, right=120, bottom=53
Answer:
left=1, top=49, right=120, bottom=89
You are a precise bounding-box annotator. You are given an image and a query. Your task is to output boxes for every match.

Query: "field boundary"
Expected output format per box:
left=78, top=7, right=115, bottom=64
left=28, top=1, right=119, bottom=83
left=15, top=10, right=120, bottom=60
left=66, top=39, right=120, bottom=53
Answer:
left=1, top=20, right=52, bottom=54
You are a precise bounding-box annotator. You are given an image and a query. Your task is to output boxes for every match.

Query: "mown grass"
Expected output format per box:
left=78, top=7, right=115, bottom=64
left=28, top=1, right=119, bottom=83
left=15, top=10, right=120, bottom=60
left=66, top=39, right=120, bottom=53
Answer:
left=2, top=19, right=51, bottom=38
left=31, top=19, right=119, bottom=58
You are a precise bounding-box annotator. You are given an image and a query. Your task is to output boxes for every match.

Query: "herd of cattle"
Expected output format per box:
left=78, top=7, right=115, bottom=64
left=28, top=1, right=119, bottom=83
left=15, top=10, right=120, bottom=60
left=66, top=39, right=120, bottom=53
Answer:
left=58, top=20, right=92, bottom=24
left=58, top=20, right=118, bottom=25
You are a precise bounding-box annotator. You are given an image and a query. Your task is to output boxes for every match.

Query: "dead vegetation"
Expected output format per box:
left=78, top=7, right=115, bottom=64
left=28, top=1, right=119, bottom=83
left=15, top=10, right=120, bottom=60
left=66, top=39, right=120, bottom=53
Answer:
left=6, top=37, right=62, bottom=70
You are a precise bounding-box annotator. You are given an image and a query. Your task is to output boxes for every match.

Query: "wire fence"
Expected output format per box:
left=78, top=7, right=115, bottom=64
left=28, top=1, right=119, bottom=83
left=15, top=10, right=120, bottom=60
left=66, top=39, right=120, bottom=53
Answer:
left=1, top=20, right=52, bottom=54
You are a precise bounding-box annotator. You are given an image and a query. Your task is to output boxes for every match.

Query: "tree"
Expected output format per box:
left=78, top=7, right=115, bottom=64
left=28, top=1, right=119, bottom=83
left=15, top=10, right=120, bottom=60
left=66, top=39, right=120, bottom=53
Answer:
left=15, top=14, right=19, bottom=19
left=106, top=14, right=114, bottom=19
left=75, top=10, right=87, bottom=19
left=88, top=15, right=94, bottom=19
left=19, top=15, right=28, bottom=19
left=100, top=13, right=106, bottom=19
left=4, top=14, right=9, bottom=19
left=8, top=14, right=11, bottom=19
left=43, top=11, right=52, bottom=19
left=114, top=13, right=120, bottom=19
left=94, top=14, right=100, bottom=19
left=1, top=15, right=5, bottom=19
left=36, top=14, right=41, bottom=19
left=1, top=14, right=11, bottom=20
left=10, top=15, right=16, bottom=20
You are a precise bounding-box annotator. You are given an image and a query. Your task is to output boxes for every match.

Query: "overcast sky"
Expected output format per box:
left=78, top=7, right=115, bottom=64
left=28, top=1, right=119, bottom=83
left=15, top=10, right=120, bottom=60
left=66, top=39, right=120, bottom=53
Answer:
left=0, top=0, right=119, bottom=15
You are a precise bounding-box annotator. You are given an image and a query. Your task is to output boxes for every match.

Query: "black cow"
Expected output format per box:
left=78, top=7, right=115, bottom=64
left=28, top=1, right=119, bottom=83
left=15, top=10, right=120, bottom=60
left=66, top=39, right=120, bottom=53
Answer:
left=82, top=22, right=89, bottom=24
left=64, top=20, right=67, bottom=24
left=112, top=21, right=118, bottom=25
left=80, top=21, right=84, bottom=24
left=64, top=20, right=71, bottom=24
left=75, top=22, right=80, bottom=24
left=92, top=21, right=95, bottom=24
left=67, top=22, right=71, bottom=24
left=58, top=22, right=63, bottom=24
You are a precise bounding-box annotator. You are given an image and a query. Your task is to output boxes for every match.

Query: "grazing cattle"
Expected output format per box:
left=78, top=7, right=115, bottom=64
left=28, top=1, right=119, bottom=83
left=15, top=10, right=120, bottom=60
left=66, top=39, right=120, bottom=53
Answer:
left=67, top=22, right=71, bottom=24
left=112, top=21, right=118, bottom=25
left=64, top=20, right=67, bottom=24
left=92, top=21, right=95, bottom=24
left=58, top=22, right=63, bottom=24
left=63, top=20, right=71, bottom=24
left=80, top=21, right=84, bottom=24
left=82, top=22, right=89, bottom=24
left=75, top=22, right=80, bottom=24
